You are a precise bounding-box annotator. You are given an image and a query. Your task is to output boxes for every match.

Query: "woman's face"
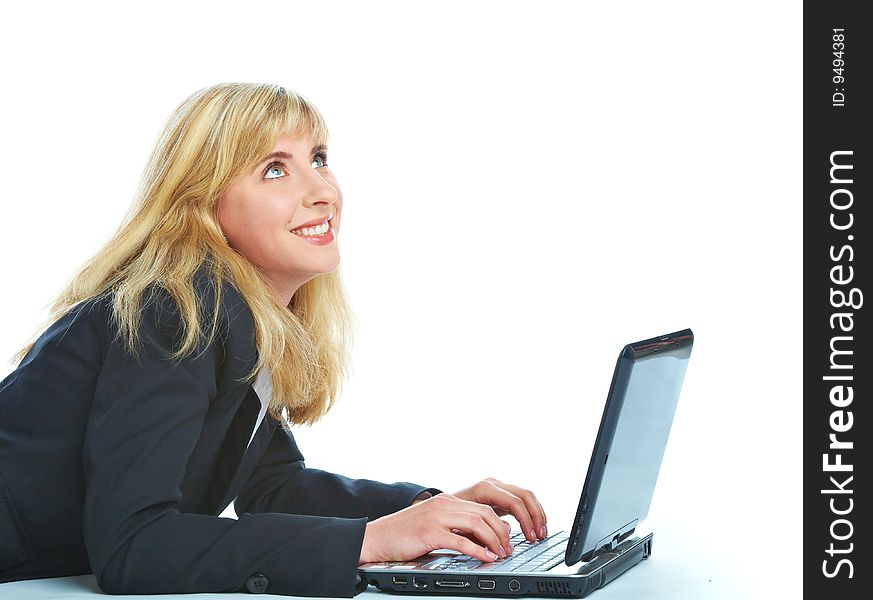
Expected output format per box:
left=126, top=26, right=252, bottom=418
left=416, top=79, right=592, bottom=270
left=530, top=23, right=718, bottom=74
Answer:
left=217, top=132, right=342, bottom=305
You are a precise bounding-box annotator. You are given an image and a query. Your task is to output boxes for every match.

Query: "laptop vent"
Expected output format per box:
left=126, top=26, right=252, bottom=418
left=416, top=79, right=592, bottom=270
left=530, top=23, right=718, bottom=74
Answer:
left=535, top=580, right=575, bottom=597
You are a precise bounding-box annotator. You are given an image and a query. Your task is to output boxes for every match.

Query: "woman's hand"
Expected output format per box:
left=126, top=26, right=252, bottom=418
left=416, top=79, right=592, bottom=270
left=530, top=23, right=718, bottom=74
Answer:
left=359, top=493, right=514, bottom=565
left=358, top=478, right=548, bottom=565
left=451, top=477, right=548, bottom=544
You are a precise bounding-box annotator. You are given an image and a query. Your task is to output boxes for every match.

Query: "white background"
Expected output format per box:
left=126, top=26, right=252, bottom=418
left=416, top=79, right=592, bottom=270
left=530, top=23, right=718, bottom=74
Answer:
left=0, top=2, right=801, bottom=598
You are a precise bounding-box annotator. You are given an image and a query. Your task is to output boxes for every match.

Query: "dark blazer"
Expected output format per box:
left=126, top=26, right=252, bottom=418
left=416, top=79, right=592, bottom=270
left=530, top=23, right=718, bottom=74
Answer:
left=0, top=266, right=441, bottom=597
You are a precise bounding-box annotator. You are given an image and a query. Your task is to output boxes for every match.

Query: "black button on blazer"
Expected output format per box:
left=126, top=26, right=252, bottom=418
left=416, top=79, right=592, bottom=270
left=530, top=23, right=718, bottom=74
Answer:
left=0, top=265, right=441, bottom=597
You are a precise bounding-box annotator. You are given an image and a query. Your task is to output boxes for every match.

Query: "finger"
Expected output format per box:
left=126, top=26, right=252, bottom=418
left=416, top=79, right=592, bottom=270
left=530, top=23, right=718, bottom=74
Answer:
left=509, top=482, right=545, bottom=526
left=434, top=494, right=512, bottom=556
left=481, top=485, right=541, bottom=543
left=496, top=483, right=549, bottom=541
left=520, top=493, right=547, bottom=541
left=441, top=531, right=501, bottom=564
left=440, top=507, right=507, bottom=560
left=452, top=524, right=509, bottom=535
left=457, top=500, right=514, bottom=556
left=526, top=493, right=547, bottom=536
left=450, top=520, right=515, bottom=556
left=462, top=510, right=509, bottom=559
left=535, top=497, right=548, bottom=531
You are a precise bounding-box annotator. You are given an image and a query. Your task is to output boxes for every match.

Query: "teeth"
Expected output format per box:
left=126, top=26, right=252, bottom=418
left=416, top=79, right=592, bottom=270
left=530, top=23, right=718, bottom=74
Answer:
left=291, top=221, right=330, bottom=237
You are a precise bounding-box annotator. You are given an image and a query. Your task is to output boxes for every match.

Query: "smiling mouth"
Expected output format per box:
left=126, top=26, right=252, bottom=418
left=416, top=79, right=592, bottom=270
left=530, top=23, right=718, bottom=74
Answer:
left=290, top=218, right=332, bottom=237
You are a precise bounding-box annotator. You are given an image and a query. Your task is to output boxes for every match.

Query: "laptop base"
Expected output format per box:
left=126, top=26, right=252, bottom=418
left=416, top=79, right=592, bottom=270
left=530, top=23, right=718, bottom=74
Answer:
left=360, top=532, right=653, bottom=598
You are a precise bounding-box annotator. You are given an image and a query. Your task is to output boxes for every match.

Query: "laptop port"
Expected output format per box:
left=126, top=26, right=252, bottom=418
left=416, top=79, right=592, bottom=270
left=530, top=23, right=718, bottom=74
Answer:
left=509, top=579, right=521, bottom=591
left=435, top=579, right=470, bottom=588
left=392, top=576, right=407, bottom=586
left=412, top=576, right=428, bottom=588
left=478, top=579, right=496, bottom=590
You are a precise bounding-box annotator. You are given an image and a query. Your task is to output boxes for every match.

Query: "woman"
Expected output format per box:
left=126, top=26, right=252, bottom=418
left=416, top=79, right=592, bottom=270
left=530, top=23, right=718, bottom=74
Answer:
left=0, top=83, right=548, bottom=597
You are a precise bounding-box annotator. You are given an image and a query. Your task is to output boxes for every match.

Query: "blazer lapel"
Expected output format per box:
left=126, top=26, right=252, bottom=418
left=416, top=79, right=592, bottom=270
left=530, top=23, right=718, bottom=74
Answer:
left=218, top=401, right=277, bottom=512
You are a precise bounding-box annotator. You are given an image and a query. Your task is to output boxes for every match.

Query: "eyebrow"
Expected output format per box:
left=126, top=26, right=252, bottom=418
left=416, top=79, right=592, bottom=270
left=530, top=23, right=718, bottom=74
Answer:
left=258, top=144, right=328, bottom=166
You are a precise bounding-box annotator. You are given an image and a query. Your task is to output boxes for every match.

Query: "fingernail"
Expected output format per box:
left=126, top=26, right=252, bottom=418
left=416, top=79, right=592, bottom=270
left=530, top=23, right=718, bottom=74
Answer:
left=540, top=525, right=547, bottom=538
left=486, top=550, right=498, bottom=561
left=498, top=545, right=506, bottom=558
left=508, top=544, right=514, bottom=554
left=530, top=528, right=536, bottom=540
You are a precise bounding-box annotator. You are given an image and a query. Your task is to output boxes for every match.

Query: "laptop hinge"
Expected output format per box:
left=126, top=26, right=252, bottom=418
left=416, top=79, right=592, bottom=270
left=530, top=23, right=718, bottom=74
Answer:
left=593, top=519, right=638, bottom=555
left=575, top=532, right=653, bottom=578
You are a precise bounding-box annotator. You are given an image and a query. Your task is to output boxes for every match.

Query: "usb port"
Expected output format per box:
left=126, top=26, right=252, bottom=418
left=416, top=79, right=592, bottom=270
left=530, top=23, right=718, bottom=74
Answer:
left=478, top=579, right=496, bottom=590
left=392, top=576, right=407, bottom=586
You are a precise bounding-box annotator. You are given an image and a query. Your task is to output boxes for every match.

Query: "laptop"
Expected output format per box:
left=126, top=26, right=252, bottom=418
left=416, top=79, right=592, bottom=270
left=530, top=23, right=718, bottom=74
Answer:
left=358, top=328, right=694, bottom=597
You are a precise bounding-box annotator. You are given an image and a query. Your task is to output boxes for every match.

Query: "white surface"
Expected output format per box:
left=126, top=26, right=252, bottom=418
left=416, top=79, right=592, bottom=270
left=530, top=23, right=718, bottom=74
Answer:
left=0, top=1, right=801, bottom=598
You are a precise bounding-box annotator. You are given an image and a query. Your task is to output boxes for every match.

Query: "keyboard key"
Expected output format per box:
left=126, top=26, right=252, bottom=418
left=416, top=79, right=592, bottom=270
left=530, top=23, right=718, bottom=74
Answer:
left=433, top=531, right=571, bottom=574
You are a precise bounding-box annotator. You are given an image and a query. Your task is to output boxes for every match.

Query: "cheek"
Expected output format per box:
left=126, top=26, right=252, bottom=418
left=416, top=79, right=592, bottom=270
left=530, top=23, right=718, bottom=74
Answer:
left=215, top=197, right=234, bottom=233
left=333, top=186, right=344, bottom=218
left=217, top=196, right=285, bottom=233
left=333, top=201, right=343, bottom=231
left=217, top=194, right=276, bottom=243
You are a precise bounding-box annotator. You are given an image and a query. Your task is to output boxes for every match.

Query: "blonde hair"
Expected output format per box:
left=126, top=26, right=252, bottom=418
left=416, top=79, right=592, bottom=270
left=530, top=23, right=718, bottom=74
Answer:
left=10, top=82, right=355, bottom=428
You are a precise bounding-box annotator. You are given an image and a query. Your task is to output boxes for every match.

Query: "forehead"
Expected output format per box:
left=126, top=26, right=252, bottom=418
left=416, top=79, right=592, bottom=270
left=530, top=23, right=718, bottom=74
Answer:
left=270, top=131, right=319, bottom=149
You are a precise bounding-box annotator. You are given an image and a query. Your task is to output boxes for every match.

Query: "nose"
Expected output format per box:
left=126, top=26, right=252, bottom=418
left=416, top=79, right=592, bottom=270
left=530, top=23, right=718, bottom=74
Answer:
left=301, top=168, right=338, bottom=209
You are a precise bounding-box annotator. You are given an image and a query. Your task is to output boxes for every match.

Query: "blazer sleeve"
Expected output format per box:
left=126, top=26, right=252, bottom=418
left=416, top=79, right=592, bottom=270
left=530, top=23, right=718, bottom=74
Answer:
left=234, top=423, right=443, bottom=520
left=82, top=287, right=369, bottom=598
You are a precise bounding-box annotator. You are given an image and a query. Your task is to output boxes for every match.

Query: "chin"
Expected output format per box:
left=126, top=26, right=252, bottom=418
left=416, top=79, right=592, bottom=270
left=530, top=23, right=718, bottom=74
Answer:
left=302, top=258, right=341, bottom=277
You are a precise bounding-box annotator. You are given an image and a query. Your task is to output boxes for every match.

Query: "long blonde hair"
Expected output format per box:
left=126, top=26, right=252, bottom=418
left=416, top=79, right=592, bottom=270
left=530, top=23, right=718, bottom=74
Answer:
left=10, top=82, right=355, bottom=428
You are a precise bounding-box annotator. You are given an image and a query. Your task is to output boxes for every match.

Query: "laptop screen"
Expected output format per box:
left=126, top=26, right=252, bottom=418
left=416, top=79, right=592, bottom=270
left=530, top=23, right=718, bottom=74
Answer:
left=567, top=329, right=693, bottom=564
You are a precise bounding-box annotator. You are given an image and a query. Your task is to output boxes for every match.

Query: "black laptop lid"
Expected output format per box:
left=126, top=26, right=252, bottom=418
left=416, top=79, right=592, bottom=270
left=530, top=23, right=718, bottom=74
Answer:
left=565, top=328, right=693, bottom=565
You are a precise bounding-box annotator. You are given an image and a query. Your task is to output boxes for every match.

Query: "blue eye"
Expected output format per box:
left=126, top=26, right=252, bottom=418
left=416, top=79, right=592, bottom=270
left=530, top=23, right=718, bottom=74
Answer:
left=262, top=151, right=329, bottom=181
left=312, top=151, right=329, bottom=169
left=264, top=164, right=286, bottom=179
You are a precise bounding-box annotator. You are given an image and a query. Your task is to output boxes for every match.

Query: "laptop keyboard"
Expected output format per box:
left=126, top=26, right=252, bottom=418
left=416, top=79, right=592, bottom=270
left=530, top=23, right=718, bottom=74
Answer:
left=423, top=530, right=570, bottom=573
